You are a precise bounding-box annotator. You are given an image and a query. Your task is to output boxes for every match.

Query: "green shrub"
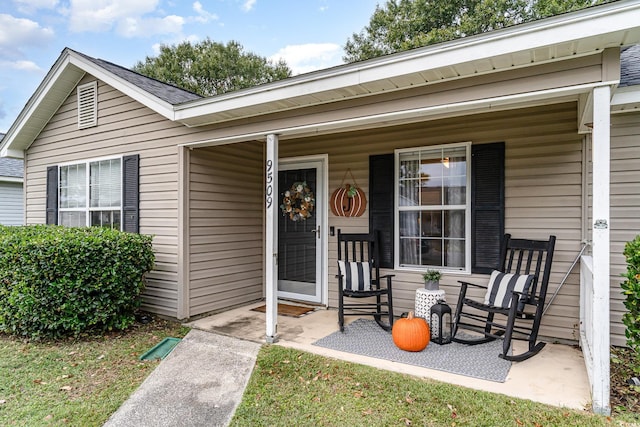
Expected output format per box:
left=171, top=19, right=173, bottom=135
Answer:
left=0, top=225, right=154, bottom=339
left=622, top=235, right=640, bottom=351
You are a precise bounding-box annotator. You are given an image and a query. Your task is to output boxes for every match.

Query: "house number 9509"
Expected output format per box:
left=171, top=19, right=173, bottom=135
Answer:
left=265, top=159, right=273, bottom=209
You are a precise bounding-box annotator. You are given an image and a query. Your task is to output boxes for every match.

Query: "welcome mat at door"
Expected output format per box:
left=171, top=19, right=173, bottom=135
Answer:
left=251, top=303, right=315, bottom=318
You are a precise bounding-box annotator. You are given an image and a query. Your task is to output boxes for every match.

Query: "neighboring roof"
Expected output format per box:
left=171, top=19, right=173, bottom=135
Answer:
left=620, top=45, right=640, bottom=87
left=0, top=157, right=24, bottom=179
left=0, top=134, right=23, bottom=179
left=73, top=51, right=202, bottom=105
left=2, top=0, right=640, bottom=157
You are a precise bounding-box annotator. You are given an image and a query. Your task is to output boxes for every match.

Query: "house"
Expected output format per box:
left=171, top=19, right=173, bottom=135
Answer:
left=0, top=133, right=24, bottom=225
left=2, top=0, right=640, bottom=414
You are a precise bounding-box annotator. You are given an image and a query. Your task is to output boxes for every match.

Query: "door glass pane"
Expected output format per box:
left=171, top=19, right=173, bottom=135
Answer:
left=278, top=167, right=317, bottom=297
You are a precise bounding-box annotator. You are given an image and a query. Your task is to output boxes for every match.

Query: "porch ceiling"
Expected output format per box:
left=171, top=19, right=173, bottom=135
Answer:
left=175, top=0, right=640, bottom=129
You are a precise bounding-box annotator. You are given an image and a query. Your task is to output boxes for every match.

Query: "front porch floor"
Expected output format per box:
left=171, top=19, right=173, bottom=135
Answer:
left=186, top=301, right=591, bottom=411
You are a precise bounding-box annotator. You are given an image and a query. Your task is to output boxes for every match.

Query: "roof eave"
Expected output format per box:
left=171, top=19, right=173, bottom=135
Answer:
left=0, top=49, right=177, bottom=157
left=174, top=0, right=640, bottom=127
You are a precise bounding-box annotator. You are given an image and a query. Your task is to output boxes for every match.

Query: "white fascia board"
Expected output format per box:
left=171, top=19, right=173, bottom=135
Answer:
left=180, top=81, right=609, bottom=148
left=0, top=148, right=26, bottom=159
left=175, top=0, right=640, bottom=125
left=67, top=53, right=176, bottom=120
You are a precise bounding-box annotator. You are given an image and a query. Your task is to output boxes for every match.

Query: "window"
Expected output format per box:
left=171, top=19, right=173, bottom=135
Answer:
left=58, top=157, right=122, bottom=229
left=395, top=143, right=471, bottom=272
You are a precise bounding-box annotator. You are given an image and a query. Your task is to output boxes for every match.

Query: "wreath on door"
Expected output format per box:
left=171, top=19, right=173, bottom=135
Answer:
left=280, top=181, right=315, bottom=221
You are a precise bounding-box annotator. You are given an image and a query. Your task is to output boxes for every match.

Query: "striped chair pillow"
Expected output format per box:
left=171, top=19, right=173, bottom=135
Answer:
left=337, top=261, right=371, bottom=291
left=484, top=270, right=536, bottom=310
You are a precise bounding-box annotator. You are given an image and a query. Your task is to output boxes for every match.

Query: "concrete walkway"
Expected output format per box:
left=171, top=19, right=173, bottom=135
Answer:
left=103, top=329, right=261, bottom=427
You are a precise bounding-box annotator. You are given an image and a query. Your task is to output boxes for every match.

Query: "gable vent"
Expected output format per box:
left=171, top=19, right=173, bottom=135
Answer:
left=77, top=81, right=97, bottom=129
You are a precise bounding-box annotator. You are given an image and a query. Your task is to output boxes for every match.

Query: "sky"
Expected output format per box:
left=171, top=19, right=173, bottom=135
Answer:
left=0, top=0, right=382, bottom=133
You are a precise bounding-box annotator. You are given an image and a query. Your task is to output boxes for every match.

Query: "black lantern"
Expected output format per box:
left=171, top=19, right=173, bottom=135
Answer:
left=430, top=300, right=453, bottom=345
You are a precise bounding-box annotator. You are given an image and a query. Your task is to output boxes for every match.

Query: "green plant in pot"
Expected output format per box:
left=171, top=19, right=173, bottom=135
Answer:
left=422, top=269, right=441, bottom=291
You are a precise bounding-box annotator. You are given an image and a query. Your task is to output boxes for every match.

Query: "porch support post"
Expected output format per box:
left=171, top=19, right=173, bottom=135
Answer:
left=591, top=85, right=611, bottom=416
left=265, top=134, right=279, bottom=343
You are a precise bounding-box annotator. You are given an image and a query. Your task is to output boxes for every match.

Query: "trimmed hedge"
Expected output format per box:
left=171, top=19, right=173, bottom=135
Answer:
left=622, top=235, right=640, bottom=351
left=0, top=225, right=154, bottom=339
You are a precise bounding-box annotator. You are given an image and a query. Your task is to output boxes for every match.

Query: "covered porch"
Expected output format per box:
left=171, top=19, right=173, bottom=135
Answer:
left=186, top=301, right=591, bottom=411
left=174, top=4, right=640, bottom=416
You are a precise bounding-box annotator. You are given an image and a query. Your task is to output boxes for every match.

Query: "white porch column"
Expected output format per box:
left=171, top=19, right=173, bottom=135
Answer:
left=265, top=134, right=279, bottom=343
left=591, top=85, right=611, bottom=415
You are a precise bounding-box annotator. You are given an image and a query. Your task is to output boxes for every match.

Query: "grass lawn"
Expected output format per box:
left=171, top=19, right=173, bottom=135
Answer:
left=2, top=316, right=638, bottom=426
left=231, top=345, right=633, bottom=427
left=0, top=317, right=189, bottom=426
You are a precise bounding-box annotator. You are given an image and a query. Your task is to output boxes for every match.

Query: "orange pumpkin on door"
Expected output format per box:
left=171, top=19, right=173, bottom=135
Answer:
left=330, top=184, right=367, bottom=217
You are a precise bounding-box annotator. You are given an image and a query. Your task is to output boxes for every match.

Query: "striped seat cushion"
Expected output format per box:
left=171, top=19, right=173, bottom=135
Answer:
left=484, top=270, right=536, bottom=310
left=338, top=261, right=371, bottom=291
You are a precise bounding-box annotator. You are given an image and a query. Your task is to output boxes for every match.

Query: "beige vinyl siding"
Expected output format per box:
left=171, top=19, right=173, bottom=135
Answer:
left=280, top=101, right=583, bottom=342
left=188, top=143, right=264, bottom=317
left=24, top=76, right=189, bottom=317
left=609, top=113, right=640, bottom=347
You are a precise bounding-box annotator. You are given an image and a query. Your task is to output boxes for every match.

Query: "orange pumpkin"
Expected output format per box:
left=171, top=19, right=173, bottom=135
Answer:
left=330, top=184, right=367, bottom=217
left=392, top=311, right=430, bottom=352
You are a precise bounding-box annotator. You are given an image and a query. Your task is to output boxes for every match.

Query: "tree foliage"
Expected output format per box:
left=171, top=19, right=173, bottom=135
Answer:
left=344, top=0, right=610, bottom=62
left=133, top=39, right=292, bottom=97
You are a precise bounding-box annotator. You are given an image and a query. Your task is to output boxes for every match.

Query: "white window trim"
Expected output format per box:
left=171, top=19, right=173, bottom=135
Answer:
left=58, top=155, right=123, bottom=230
left=394, top=141, right=472, bottom=274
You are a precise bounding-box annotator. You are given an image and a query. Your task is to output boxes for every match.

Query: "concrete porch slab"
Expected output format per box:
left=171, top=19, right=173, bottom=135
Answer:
left=186, top=301, right=591, bottom=411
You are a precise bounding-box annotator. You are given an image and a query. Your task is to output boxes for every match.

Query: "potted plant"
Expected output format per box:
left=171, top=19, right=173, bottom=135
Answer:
left=422, top=269, right=441, bottom=291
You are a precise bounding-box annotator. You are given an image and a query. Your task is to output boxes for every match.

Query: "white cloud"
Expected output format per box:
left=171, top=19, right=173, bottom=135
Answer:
left=12, top=0, right=59, bottom=13
left=193, top=1, right=218, bottom=23
left=117, top=15, right=184, bottom=38
left=8, top=60, right=43, bottom=72
left=0, top=14, right=54, bottom=59
left=67, top=0, right=161, bottom=33
left=242, top=0, right=256, bottom=12
left=151, top=33, right=200, bottom=55
left=270, top=43, right=342, bottom=75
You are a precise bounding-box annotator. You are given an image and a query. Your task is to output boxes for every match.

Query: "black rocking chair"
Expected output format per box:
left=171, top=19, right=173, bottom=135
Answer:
left=337, top=229, right=394, bottom=332
left=452, top=234, right=556, bottom=361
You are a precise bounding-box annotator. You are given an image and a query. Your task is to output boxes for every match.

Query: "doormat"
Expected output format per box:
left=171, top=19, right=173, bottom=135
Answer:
left=251, top=303, right=315, bottom=318
left=312, top=319, right=511, bottom=382
left=139, top=337, right=181, bottom=361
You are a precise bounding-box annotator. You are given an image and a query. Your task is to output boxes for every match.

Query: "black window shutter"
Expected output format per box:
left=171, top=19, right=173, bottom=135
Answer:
left=46, top=166, right=58, bottom=225
left=122, top=154, right=140, bottom=233
left=471, top=142, right=505, bottom=274
left=369, top=153, right=394, bottom=268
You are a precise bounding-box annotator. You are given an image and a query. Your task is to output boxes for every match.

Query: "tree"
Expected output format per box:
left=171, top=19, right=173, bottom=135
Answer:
left=133, top=39, right=292, bottom=97
left=343, top=0, right=609, bottom=63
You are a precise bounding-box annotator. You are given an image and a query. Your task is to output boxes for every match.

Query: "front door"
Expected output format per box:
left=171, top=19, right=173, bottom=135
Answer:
left=277, top=159, right=324, bottom=303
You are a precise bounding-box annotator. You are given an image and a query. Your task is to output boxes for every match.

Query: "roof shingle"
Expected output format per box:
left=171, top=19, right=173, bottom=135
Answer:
left=73, top=50, right=203, bottom=105
left=620, top=45, right=640, bottom=87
